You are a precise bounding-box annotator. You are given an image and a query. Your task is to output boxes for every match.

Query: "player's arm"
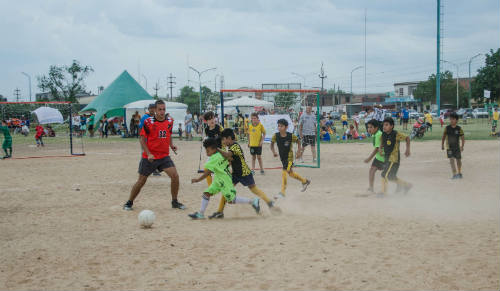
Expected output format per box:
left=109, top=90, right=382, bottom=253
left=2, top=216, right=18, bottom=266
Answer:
left=270, top=141, right=277, bottom=157
left=460, top=130, right=465, bottom=151
left=299, top=120, right=303, bottom=139
left=441, top=129, right=446, bottom=150
left=364, top=148, right=377, bottom=163
left=140, top=135, right=154, bottom=161
left=405, top=135, right=411, bottom=157
left=217, top=148, right=234, bottom=161
left=294, top=135, right=303, bottom=159
left=192, top=169, right=212, bottom=183
left=259, top=127, right=265, bottom=147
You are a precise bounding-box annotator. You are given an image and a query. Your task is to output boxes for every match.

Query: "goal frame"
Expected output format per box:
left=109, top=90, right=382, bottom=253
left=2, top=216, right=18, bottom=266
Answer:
left=0, top=101, right=85, bottom=157
left=219, top=89, right=321, bottom=168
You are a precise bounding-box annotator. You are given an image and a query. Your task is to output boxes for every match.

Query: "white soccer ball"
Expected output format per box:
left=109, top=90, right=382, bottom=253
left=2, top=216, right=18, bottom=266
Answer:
left=138, top=210, right=155, bottom=228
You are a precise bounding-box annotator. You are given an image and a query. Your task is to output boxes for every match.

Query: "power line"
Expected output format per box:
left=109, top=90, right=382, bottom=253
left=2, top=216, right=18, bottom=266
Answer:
left=167, top=73, right=176, bottom=100
left=14, top=88, right=21, bottom=102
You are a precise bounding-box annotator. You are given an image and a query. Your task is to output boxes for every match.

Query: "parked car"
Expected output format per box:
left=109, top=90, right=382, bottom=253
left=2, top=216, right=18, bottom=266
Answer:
left=329, top=111, right=341, bottom=120
left=472, top=108, right=489, bottom=118
left=431, top=110, right=439, bottom=118
left=457, top=108, right=473, bottom=119
left=408, top=109, right=420, bottom=119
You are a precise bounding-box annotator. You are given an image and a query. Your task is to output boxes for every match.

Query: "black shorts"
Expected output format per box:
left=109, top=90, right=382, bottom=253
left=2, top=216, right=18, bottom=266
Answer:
left=138, top=156, right=175, bottom=176
left=402, top=118, right=409, bottom=124
left=88, top=125, right=94, bottom=130
left=250, top=146, right=262, bottom=156
left=281, top=159, right=293, bottom=171
left=302, top=135, right=316, bottom=147
left=232, top=174, right=255, bottom=186
left=381, top=162, right=399, bottom=181
left=371, top=158, right=385, bottom=170
left=447, top=148, right=461, bottom=159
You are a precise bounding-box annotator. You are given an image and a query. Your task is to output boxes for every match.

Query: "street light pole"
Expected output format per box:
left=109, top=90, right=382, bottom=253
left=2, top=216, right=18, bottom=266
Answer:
left=350, top=66, right=363, bottom=98
left=215, top=74, right=220, bottom=93
left=468, top=53, right=482, bottom=108
left=141, top=74, right=148, bottom=92
left=189, top=66, right=216, bottom=113
left=21, top=72, right=31, bottom=101
left=443, top=60, right=459, bottom=109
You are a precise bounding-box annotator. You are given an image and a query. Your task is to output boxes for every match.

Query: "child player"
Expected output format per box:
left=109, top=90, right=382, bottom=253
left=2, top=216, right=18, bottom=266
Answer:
left=189, top=137, right=261, bottom=219
left=1, top=120, right=12, bottom=159
left=208, top=128, right=278, bottom=219
left=248, top=112, right=266, bottom=174
left=203, top=111, right=224, bottom=184
left=271, top=119, right=311, bottom=199
left=35, top=123, right=45, bottom=147
left=441, top=112, right=465, bottom=179
left=364, top=119, right=384, bottom=193
left=379, top=117, right=412, bottom=195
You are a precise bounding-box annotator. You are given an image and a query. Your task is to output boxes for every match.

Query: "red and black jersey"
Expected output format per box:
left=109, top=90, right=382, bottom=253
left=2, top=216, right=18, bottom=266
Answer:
left=140, top=116, right=173, bottom=159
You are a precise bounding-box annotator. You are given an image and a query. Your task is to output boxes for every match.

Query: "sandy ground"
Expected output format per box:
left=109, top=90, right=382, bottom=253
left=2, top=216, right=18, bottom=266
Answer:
left=1, top=138, right=499, bottom=290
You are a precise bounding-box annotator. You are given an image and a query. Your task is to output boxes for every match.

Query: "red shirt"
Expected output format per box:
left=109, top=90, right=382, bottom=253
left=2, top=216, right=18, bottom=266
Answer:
left=140, top=116, right=173, bottom=159
left=35, top=125, right=44, bottom=138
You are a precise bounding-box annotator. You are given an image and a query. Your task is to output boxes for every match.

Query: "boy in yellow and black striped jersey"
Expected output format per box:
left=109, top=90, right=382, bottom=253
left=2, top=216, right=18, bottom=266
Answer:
left=379, top=117, right=412, bottom=195
left=203, top=111, right=224, bottom=185
left=271, top=119, right=310, bottom=199
left=208, top=128, right=279, bottom=219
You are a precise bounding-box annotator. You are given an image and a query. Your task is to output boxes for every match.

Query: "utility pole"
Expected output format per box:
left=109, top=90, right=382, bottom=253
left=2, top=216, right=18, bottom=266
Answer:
left=220, top=75, right=224, bottom=91
left=153, top=81, right=160, bottom=98
left=14, top=88, right=21, bottom=102
left=167, top=73, right=176, bottom=100
left=215, top=74, right=220, bottom=92
left=318, top=62, right=327, bottom=111
left=21, top=72, right=32, bottom=102
left=468, top=53, right=482, bottom=108
left=364, top=8, right=367, bottom=97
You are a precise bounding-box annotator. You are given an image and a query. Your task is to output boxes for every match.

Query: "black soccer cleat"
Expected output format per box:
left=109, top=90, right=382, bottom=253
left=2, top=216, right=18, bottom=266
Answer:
left=208, top=212, right=224, bottom=219
left=123, top=200, right=133, bottom=211
left=172, top=200, right=186, bottom=210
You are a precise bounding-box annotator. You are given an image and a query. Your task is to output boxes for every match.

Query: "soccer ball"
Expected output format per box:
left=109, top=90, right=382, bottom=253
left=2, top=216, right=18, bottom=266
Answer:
left=138, top=210, right=155, bottom=228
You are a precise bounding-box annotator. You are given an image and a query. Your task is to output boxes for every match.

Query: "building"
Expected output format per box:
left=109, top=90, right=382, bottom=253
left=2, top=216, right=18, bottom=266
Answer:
left=394, top=81, right=419, bottom=97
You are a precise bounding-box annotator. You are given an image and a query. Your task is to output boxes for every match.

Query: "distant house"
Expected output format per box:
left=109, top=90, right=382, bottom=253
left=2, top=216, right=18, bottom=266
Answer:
left=394, top=81, right=419, bottom=97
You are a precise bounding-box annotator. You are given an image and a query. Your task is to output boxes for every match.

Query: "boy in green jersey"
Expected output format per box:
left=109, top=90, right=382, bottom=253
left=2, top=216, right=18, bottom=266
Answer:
left=1, top=120, right=12, bottom=159
left=364, top=119, right=384, bottom=193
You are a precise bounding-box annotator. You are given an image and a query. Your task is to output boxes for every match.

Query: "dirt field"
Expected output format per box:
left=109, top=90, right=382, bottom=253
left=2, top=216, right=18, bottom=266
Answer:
left=1, top=138, right=499, bottom=290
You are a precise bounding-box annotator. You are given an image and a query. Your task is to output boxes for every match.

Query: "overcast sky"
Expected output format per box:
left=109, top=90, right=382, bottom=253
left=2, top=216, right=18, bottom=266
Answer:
left=1, top=0, right=498, bottom=101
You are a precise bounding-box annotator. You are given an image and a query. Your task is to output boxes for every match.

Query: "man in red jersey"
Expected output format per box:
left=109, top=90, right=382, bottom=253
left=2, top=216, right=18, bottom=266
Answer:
left=123, top=100, right=186, bottom=210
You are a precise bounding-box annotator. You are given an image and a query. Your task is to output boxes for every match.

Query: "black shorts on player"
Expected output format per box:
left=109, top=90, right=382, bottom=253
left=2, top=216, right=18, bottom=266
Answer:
left=250, top=146, right=262, bottom=156
left=371, top=159, right=384, bottom=171
left=381, top=162, right=399, bottom=181
left=302, top=135, right=315, bottom=147
left=447, top=148, right=461, bottom=159
left=138, top=156, right=175, bottom=176
left=232, top=174, right=256, bottom=186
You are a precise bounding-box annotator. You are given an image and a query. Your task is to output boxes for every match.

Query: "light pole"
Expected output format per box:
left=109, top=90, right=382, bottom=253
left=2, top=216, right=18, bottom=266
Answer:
left=214, top=74, right=220, bottom=93
left=21, top=72, right=31, bottom=101
left=189, top=66, right=216, bottom=113
left=468, top=53, right=482, bottom=108
left=443, top=60, right=460, bottom=109
left=350, top=66, right=363, bottom=98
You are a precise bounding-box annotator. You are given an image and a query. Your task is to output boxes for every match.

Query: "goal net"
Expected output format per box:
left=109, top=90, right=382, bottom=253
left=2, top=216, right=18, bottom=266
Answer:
left=0, top=102, right=85, bottom=159
left=218, top=89, right=321, bottom=169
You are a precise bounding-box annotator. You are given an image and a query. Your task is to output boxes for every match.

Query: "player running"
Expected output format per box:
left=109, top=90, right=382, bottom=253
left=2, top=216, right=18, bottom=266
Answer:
left=271, top=119, right=310, bottom=199
left=189, top=137, right=260, bottom=219
left=441, top=112, right=465, bottom=179
left=1, top=120, right=12, bottom=159
left=364, top=119, right=385, bottom=193
left=123, top=100, right=186, bottom=211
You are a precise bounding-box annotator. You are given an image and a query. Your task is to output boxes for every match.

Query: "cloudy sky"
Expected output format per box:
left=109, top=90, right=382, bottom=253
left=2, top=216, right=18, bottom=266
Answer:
left=1, top=0, right=498, bottom=101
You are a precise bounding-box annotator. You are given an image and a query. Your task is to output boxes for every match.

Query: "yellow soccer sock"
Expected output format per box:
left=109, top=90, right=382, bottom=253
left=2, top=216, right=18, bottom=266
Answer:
left=206, top=174, right=212, bottom=186
left=250, top=186, right=271, bottom=204
left=381, top=178, right=388, bottom=194
left=289, top=171, right=307, bottom=184
left=217, top=196, right=226, bottom=213
left=281, top=170, right=287, bottom=194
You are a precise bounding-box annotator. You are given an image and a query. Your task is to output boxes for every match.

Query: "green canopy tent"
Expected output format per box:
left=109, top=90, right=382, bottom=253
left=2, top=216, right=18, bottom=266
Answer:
left=81, top=70, right=153, bottom=128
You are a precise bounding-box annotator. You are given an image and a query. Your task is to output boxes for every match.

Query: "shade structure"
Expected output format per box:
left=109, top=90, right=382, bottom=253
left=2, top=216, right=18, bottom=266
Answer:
left=32, top=107, right=64, bottom=124
left=124, top=100, right=188, bottom=134
left=80, top=70, right=153, bottom=124
left=217, top=96, right=274, bottom=116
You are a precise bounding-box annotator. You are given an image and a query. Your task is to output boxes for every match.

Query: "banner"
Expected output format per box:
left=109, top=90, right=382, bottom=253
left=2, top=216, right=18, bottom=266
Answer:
left=259, top=114, right=294, bottom=143
left=484, top=90, right=491, bottom=99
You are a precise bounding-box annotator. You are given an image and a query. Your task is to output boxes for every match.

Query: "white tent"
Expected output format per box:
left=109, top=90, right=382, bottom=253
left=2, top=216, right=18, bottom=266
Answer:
left=124, top=100, right=188, bottom=133
left=217, top=96, right=274, bottom=116
left=32, top=107, right=64, bottom=124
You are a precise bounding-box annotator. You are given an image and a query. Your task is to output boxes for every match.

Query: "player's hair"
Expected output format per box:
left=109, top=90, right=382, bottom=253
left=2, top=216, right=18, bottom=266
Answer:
left=383, top=117, right=395, bottom=126
left=203, top=111, right=214, bottom=121
left=155, top=100, right=165, bottom=108
left=148, top=103, right=155, bottom=109
left=277, top=118, right=288, bottom=127
left=366, top=119, right=379, bottom=128
left=203, top=137, right=218, bottom=149
left=251, top=112, right=259, bottom=118
left=449, top=112, right=459, bottom=120
left=221, top=128, right=236, bottom=140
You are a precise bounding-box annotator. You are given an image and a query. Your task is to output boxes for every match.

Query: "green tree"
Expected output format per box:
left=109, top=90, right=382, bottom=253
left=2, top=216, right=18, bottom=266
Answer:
left=274, top=92, right=298, bottom=108
left=413, top=70, right=468, bottom=108
left=177, top=86, right=200, bottom=113
left=471, top=48, right=500, bottom=104
left=37, top=60, right=93, bottom=103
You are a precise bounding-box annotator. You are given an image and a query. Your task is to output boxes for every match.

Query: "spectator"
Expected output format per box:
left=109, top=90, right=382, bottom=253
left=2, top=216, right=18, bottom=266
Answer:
left=184, top=109, right=193, bottom=140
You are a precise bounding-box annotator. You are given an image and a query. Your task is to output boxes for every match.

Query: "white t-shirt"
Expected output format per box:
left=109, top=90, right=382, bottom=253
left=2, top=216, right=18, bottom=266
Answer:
left=299, top=113, right=317, bottom=136
left=365, top=112, right=374, bottom=123
left=72, top=116, right=81, bottom=126
left=374, top=108, right=385, bottom=122
left=353, top=115, right=360, bottom=124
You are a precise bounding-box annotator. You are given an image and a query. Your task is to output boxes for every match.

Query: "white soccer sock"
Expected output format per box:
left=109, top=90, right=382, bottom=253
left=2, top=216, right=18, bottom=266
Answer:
left=200, top=196, right=210, bottom=214
left=233, top=196, right=251, bottom=204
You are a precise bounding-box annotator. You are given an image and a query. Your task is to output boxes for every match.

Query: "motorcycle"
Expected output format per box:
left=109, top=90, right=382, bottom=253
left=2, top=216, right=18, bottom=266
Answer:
left=410, top=118, right=428, bottom=139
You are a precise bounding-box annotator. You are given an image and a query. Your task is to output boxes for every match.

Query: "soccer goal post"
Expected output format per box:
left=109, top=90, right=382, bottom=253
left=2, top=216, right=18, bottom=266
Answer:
left=0, top=101, right=85, bottom=159
left=219, top=89, right=321, bottom=168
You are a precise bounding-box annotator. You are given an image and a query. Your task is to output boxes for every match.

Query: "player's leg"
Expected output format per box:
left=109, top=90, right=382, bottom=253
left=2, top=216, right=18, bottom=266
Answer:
left=456, top=158, right=462, bottom=178
left=124, top=174, right=149, bottom=210
left=251, top=153, right=256, bottom=170
left=277, top=160, right=288, bottom=199
left=380, top=162, right=393, bottom=195
left=257, top=155, right=264, bottom=173
left=162, top=160, right=185, bottom=209
left=388, top=163, right=412, bottom=193
left=310, top=136, right=317, bottom=161
left=189, top=192, right=211, bottom=219
left=368, top=165, right=377, bottom=192
left=288, top=169, right=310, bottom=192
left=206, top=173, right=212, bottom=186
left=449, top=158, right=457, bottom=177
